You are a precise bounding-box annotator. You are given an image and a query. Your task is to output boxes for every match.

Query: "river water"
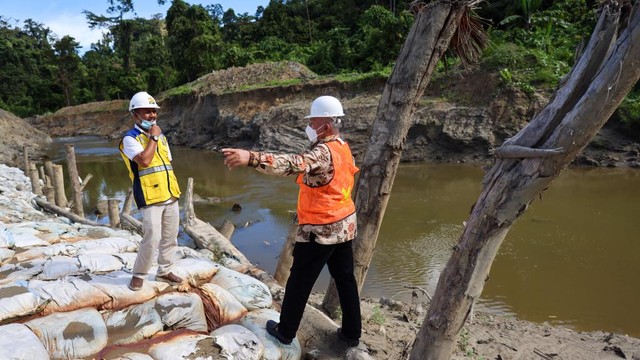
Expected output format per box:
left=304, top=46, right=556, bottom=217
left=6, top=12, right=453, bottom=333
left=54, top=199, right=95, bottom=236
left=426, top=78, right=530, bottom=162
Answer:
left=47, top=136, right=640, bottom=337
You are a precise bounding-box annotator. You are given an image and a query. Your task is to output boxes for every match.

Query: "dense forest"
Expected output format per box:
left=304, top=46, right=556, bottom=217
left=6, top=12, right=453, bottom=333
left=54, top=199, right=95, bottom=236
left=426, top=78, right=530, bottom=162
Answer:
left=0, top=0, right=637, bottom=124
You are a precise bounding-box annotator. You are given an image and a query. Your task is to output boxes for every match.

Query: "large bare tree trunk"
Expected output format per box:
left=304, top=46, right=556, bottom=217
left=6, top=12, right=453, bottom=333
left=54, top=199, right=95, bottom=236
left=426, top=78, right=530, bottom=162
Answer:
left=323, top=0, right=469, bottom=313
left=412, top=4, right=640, bottom=359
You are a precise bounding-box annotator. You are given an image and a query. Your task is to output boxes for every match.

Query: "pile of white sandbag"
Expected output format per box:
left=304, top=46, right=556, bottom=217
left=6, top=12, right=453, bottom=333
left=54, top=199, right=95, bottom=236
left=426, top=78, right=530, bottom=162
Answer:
left=0, top=164, right=302, bottom=360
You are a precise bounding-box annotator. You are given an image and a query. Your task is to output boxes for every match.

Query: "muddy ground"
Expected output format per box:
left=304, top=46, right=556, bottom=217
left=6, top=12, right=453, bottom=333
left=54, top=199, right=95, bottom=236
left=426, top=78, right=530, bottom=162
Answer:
left=301, top=292, right=640, bottom=360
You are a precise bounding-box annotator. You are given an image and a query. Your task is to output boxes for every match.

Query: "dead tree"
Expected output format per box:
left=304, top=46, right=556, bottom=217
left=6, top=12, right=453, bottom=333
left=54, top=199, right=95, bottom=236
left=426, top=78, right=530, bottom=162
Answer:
left=323, top=0, right=473, bottom=313
left=412, top=4, right=640, bottom=359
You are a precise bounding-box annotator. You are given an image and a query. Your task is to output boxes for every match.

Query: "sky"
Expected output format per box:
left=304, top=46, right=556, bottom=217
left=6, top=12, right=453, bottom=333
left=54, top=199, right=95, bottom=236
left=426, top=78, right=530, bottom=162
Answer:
left=0, top=0, right=268, bottom=53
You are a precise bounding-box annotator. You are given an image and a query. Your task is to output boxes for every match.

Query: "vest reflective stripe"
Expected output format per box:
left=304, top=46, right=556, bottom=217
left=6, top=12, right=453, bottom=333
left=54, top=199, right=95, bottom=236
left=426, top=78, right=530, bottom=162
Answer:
left=296, top=140, right=359, bottom=225
left=119, top=130, right=181, bottom=208
left=139, top=165, right=173, bottom=177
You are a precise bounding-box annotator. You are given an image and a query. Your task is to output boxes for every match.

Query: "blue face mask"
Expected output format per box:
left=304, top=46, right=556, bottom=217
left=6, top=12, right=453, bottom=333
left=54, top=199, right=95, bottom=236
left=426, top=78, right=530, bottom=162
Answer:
left=140, top=120, right=156, bottom=130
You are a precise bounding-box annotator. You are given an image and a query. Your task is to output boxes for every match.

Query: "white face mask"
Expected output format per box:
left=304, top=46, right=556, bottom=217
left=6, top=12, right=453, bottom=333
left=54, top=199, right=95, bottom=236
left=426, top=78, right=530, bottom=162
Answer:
left=305, top=125, right=318, bottom=143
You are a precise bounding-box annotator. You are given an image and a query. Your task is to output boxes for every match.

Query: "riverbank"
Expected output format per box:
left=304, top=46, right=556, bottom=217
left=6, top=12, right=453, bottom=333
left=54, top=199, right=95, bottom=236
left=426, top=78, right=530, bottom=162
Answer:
left=1, top=164, right=639, bottom=359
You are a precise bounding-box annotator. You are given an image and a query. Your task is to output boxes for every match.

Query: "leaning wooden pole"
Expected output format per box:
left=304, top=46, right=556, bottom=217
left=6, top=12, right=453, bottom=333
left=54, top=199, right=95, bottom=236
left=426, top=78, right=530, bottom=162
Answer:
left=412, top=4, right=640, bottom=359
left=273, top=222, right=297, bottom=286
left=65, top=144, right=84, bottom=217
left=33, top=197, right=106, bottom=227
left=323, top=0, right=468, bottom=313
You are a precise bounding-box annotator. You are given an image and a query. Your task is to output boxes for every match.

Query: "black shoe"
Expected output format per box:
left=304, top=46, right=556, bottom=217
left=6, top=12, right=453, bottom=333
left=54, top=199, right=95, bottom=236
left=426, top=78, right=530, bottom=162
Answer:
left=266, top=320, right=293, bottom=345
left=337, top=328, right=359, bottom=347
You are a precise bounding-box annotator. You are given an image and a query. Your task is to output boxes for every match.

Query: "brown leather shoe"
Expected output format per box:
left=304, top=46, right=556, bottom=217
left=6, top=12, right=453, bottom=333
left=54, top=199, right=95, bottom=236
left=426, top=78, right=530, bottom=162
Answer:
left=128, top=276, right=144, bottom=291
left=156, top=272, right=183, bottom=284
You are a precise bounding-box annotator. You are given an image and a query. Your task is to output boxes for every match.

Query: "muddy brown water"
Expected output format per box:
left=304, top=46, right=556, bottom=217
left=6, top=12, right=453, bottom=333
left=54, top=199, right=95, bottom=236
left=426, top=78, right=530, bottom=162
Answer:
left=45, top=137, right=640, bottom=338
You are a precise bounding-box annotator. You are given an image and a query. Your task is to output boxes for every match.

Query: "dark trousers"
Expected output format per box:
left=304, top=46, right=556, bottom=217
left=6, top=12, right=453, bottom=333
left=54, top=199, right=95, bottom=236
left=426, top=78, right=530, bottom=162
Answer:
left=277, top=237, right=362, bottom=340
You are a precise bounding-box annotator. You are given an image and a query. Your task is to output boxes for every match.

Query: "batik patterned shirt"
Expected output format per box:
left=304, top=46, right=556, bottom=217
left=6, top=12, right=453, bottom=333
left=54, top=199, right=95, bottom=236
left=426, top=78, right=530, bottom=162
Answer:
left=249, top=135, right=357, bottom=245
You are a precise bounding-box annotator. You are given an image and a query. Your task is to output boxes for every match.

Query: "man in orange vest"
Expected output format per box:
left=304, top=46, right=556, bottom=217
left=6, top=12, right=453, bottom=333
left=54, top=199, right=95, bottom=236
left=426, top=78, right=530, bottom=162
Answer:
left=222, top=95, right=361, bottom=347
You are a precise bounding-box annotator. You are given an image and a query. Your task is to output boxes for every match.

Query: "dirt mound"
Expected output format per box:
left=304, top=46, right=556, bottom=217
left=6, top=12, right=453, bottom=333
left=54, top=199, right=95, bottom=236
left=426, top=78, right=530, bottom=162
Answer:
left=180, top=61, right=317, bottom=96
left=51, top=100, right=128, bottom=116
left=0, top=108, right=51, bottom=167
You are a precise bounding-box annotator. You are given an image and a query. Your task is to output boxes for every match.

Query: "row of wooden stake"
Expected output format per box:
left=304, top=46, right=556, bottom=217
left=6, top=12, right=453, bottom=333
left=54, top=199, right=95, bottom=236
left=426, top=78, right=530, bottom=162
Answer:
left=22, top=144, right=130, bottom=229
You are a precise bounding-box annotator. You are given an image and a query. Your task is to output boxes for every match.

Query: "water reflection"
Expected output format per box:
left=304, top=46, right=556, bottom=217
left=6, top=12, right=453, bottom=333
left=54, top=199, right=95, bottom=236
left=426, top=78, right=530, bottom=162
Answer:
left=46, top=137, right=640, bottom=337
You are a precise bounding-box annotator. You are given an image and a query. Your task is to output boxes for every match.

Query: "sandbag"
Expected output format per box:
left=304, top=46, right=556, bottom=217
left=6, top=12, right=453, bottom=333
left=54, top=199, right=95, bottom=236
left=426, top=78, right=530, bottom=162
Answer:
left=102, top=300, right=163, bottom=345
left=14, top=243, right=76, bottom=262
left=171, top=256, right=220, bottom=283
left=209, top=266, right=272, bottom=310
left=15, top=236, right=139, bottom=262
left=0, top=281, right=46, bottom=322
left=75, top=236, right=140, bottom=255
left=87, top=270, right=169, bottom=310
left=78, top=253, right=125, bottom=273
left=148, top=333, right=224, bottom=360
left=0, top=226, right=14, bottom=247
left=210, top=324, right=264, bottom=360
left=154, top=292, right=208, bottom=332
left=0, top=259, right=45, bottom=285
left=5, top=225, right=50, bottom=248
left=0, top=247, right=14, bottom=264
left=199, top=283, right=247, bottom=326
left=239, top=309, right=302, bottom=360
left=114, top=252, right=138, bottom=269
left=37, top=256, right=81, bottom=280
left=25, top=307, right=108, bottom=360
left=29, top=277, right=112, bottom=314
left=0, top=323, right=50, bottom=360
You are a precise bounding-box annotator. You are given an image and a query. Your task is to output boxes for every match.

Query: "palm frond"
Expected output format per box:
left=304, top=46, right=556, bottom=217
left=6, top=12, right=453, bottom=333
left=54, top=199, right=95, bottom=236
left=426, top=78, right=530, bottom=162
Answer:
left=449, top=7, right=489, bottom=68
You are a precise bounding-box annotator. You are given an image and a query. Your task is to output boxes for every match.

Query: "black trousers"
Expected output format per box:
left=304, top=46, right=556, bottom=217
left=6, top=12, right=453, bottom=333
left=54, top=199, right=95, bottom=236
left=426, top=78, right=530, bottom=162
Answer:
left=277, top=236, right=362, bottom=340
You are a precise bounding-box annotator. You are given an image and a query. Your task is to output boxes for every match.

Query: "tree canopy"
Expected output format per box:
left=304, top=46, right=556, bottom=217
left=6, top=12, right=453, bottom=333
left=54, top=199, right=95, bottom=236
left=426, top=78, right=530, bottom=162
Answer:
left=1, top=0, right=632, bottom=121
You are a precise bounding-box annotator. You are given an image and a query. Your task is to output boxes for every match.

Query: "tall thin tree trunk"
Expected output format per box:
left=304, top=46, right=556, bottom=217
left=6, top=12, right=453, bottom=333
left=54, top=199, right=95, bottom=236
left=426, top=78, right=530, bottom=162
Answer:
left=412, top=4, right=640, bottom=359
left=323, top=0, right=469, bottom=313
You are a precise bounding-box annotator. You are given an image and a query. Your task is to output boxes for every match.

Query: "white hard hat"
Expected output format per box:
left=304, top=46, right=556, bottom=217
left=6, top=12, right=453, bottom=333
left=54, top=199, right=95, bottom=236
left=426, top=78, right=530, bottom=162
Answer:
left=304, top=95, right=345, bottom=119
left=129, top=91, right=161, bottom=112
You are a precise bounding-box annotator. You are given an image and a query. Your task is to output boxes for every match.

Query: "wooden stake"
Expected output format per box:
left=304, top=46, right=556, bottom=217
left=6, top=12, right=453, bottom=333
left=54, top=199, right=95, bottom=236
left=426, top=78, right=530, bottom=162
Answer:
left=65, top=144, right=84, bottom=217
left=44, top=160, right=53, bottom=183
left=52, top=164, right=68, bottom=207
left=122, top=188, right=134, bottom=215
left=22, top=146, right=29, bottom=174
left=43, top=185, right=55, bottom=203
left=219, top=220, right=235, bottom=241
left=28, top=163, right=43, bottom=196
left=38, top=166, right=46, bottom=186
left=107, top=199, right=121, bottom=228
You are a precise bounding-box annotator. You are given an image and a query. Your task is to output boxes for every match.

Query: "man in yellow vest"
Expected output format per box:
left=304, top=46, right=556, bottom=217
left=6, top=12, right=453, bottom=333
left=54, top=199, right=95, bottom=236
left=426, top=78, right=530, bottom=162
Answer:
left=119, top=91, right=184, bottom=291
left=222, top=95, right=362, bottom=347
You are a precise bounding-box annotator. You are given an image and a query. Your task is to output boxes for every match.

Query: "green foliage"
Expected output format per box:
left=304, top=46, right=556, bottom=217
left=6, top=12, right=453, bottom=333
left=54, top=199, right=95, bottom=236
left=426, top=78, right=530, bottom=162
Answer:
left=3, top=0, right=635, bottom=127
left=615, top=90, right=640, bottom=126
left=369, top=305, right=386, bottom=325
left=481, top=0, right=595, bottom=93
left=163, top=85, right=195, bottom=98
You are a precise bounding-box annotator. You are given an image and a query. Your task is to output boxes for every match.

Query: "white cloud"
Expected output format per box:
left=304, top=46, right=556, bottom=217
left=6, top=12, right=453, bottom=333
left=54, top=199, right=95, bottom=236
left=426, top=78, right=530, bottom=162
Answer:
left=44, top=12, right=105, bottom=53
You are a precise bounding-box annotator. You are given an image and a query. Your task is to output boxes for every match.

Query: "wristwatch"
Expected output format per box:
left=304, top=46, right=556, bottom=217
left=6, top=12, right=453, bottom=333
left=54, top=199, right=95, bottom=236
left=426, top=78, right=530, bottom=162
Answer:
left=150, top=135, right=159, bottom=142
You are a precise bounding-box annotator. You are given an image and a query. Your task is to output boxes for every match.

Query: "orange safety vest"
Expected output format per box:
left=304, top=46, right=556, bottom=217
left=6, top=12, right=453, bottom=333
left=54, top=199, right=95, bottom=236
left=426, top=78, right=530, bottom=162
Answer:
left=296, top=139, right=359, bottom=225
